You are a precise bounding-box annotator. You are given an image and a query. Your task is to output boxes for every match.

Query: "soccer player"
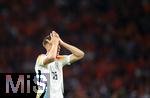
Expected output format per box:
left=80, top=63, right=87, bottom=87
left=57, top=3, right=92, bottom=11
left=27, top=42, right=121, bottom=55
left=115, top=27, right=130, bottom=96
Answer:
left=35, top=31, right=84, bottom=98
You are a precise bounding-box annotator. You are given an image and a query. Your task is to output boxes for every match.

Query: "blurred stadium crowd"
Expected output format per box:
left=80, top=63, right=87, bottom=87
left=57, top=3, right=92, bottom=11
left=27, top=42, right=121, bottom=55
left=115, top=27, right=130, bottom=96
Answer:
left=0, top=0, right=149, bottom=98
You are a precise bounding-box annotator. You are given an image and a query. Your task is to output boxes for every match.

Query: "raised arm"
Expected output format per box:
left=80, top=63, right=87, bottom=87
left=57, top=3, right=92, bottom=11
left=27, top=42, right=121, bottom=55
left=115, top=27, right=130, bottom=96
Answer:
left=58, top=34, right=84, bottom=63
left=43, top=31, right=59, bottom=66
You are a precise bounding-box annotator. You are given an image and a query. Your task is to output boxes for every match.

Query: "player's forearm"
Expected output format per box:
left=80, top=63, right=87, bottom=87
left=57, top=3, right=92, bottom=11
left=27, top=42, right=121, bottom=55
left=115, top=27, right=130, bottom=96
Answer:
left=47, top=43, right=58, bottom=59
left=60, top=41, right=84, bottom=58
left=43, top=43, right=58, bottom=65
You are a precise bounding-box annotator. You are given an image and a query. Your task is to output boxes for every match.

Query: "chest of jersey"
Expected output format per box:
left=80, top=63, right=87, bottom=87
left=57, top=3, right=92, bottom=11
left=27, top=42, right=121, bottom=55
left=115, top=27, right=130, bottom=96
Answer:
left=47, top=61, right=63, bottom=90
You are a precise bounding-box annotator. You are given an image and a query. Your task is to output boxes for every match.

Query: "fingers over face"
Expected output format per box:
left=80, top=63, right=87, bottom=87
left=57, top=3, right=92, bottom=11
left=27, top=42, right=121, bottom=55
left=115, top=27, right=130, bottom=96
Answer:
left=49, top=30, right=59, bottom=38
left=52, top=31, right=56, bottom=35
left=50, top=33, right=53, bottom=38
left=55, top=33, right=59, bottom=38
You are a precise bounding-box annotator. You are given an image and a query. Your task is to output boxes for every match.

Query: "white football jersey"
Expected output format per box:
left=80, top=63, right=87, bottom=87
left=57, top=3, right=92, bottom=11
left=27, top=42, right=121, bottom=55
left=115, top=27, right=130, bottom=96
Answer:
left=35, top=54, right=71, bottom=98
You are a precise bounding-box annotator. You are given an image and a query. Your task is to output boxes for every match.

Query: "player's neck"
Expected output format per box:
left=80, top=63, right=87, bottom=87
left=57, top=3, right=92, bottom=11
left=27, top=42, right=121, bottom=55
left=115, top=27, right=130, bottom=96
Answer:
left=45, top=52, right=60, bottom=56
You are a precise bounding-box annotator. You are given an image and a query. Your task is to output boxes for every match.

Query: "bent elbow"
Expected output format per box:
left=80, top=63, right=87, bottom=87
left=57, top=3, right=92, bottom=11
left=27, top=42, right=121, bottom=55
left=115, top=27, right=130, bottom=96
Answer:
left=79, top=51, right=85, bottom=59
left=48, top=56, right=56, bottom=60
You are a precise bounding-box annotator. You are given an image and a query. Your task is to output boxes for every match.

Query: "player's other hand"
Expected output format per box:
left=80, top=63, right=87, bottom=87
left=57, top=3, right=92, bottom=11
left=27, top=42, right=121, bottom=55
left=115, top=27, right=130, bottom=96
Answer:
left=50, top=31, right=59, bottom=45
left=53, top=31, right=64, bottom=45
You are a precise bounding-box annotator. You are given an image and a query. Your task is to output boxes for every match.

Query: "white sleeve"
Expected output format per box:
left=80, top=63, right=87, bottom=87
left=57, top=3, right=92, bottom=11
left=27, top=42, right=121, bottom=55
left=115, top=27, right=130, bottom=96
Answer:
left=61, top=54, right=71, bottom=67
left=36, top=54, right=47, bottom=66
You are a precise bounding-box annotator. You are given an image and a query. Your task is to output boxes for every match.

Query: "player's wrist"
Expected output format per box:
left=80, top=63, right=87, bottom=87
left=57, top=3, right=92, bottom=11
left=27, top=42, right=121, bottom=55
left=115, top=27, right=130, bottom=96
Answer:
left=59, top=39, right=65, bottom=45
left=52, top=40, right=59, bottom=45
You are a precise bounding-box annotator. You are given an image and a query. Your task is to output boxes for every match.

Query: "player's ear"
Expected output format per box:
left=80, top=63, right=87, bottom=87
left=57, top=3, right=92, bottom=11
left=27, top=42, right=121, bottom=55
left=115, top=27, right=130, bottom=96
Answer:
left=43, top=44, right=46, bottom=49
left=43, top=43, right=48, bottom=48
left=58, top=45, right=61, bottom=49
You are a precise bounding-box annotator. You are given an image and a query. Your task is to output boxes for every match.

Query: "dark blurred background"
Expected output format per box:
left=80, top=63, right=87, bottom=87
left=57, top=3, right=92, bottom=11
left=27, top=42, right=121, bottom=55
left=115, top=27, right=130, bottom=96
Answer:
left=0, top=0, right=149, bottom=98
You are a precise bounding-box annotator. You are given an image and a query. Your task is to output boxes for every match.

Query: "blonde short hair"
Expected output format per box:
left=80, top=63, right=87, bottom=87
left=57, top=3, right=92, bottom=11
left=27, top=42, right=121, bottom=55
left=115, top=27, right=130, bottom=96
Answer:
left=42, top=35, right=51, bottom=46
